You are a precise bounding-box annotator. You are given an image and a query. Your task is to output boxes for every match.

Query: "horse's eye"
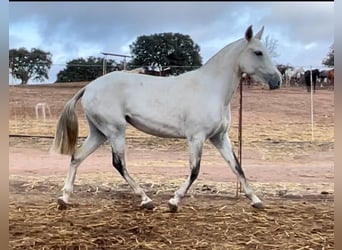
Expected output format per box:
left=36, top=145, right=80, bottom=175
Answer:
left=254, top=51, right=263, bottom=56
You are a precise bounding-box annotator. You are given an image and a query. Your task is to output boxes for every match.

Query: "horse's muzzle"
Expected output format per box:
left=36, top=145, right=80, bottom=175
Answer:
left=268, top=74, right=282, bottom=90
left=269, top=81, right=280, bottom=90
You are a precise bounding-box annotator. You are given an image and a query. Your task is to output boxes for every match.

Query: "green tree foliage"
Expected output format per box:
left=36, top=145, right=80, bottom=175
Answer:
left=9, top=47, right=52, bottom=84
left=322, top=44, right=334, bottom=67
left=56, top=56, right=118, bottom=82
left=129, top=32, right=202, bottom=75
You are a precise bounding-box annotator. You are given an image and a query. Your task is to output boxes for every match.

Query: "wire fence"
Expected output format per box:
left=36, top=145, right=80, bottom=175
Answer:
left=9, top=62, right=334, bottom=85
left=8, top=63, right=203, bottom=85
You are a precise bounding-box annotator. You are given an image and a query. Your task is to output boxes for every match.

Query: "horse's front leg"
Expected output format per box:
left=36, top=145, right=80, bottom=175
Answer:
left=168, top=136, right=204, bottom=212
left=210, top=132, right=263, bottom=208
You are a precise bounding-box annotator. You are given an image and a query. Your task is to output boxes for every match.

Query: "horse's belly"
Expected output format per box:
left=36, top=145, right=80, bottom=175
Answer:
left=125, top=114, right=186, bottom=139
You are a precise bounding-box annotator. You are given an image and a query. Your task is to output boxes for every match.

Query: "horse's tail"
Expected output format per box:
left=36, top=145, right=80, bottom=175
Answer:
left=50, top=87, right=86, bottom=155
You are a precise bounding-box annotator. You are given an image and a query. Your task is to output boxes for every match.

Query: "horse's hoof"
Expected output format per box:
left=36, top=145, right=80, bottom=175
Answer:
left=168, top=202, right=178, bottom=213
left=252, top=202, right=264, bottom=209
left=141, top=201, right=155, bottom=211
left=57, top=198, right=70, bottom=210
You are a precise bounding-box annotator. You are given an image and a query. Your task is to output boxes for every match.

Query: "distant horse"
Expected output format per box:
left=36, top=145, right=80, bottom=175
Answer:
left=124, top=67, right=146, bottom=74
left=51, top=25, right=281, bottom=212
left=327, top=69, right=334, bottom=89
left=304, top=69, right=320, bottom=93
left=318, top=70, right=328, bottom=85
left=123, top=67, right=171, bottom=76
left=143, top=67, right=172, bottom=77
left=284, top=67, right=304, bottom=87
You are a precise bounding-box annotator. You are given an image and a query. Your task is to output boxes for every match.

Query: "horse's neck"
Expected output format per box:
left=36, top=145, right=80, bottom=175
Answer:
left=199, top=39, right=245, bottom=106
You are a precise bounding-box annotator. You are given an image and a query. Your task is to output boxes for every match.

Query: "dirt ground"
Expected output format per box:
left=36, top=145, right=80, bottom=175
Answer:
left=9, top=82, right=334, bottom=249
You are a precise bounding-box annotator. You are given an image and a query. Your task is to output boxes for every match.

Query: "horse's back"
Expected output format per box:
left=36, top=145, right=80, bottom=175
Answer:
left=82, top=70, right=207, bottom=110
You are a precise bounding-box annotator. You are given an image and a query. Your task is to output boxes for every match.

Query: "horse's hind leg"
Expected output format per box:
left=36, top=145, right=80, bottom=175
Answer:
left=210, top=132, right=263, bottom=208
left=109, top=132, right=154, bottom=210
left=58, top=122, right=106, bottom=208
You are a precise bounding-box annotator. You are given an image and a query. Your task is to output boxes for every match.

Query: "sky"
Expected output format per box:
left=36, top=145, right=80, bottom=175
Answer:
left=9, top=1, right=334, bottom=84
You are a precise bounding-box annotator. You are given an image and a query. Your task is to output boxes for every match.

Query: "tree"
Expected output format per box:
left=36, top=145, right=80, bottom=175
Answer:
left=56, top=56, right=118, bottom=82
left=9, top=47, right=52, bottom=84
left=322, top=44, right=334, bottom=67
left=263, top=35, right=279, bottom=58
left=129, top=32, right=202, bottom=75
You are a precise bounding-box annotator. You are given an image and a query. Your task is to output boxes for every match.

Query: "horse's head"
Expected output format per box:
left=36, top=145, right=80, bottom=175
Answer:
left=238, top=25, right=282, bottom=90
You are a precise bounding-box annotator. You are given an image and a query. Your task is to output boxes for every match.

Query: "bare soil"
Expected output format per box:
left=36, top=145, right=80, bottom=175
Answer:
left=9, top=82, right=334, bottom=249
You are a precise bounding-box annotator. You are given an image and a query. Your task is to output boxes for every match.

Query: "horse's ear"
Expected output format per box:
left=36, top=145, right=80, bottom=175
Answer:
left=245, top=25, right=253, bottom=41
left=254, top=26, right=264, bottom=40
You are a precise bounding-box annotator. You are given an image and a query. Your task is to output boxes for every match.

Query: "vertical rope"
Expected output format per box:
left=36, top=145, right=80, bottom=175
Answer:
left=310, top=66, right=314, bottom=141
left=236, top=75, right=244, bottom=198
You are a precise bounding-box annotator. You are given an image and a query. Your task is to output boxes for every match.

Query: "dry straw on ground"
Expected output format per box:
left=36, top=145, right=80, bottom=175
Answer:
left=10, top=177, right=334, bottom=250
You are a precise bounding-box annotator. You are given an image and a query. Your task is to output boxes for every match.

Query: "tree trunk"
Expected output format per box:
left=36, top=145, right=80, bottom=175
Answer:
left=21, top=77, right=29, bottom=85
left=20, top=74, right=29, bottom=85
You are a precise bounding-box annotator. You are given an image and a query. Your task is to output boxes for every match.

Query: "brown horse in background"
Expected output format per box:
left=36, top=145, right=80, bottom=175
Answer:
left=327, top=69, right=334, bottom=90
